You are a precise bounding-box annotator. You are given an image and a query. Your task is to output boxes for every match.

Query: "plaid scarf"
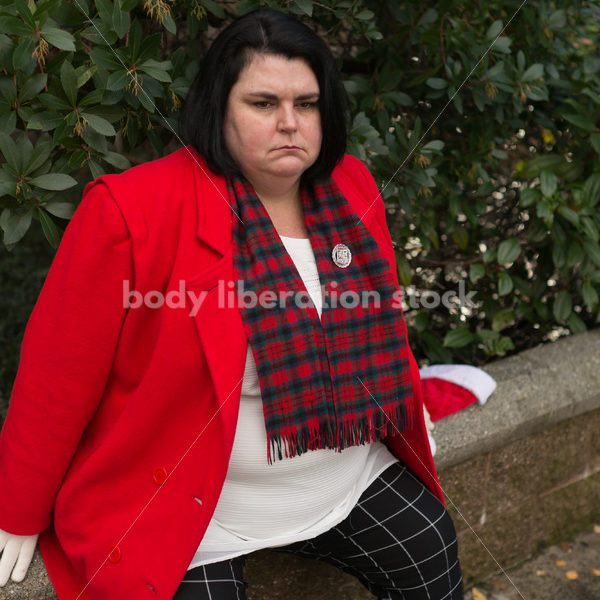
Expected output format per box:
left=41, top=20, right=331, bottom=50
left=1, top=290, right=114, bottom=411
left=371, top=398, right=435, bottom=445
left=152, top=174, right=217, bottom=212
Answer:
left=229, top=173, right=415, bottom=463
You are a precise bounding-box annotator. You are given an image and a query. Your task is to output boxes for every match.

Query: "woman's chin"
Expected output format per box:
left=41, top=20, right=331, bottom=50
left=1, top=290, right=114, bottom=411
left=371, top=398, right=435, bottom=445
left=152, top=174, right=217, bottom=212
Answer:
left=271, top=156, right=315, bottom=179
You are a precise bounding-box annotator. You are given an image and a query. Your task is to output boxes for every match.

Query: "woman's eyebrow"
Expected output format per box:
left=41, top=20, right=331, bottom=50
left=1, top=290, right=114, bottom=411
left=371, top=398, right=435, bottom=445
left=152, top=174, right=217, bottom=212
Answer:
left=246, top=92, right=320, bottom=100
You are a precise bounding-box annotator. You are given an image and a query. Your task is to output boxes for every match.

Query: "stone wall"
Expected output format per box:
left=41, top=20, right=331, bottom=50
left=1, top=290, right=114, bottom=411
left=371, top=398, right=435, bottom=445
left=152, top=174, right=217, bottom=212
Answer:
left=433, top=328, right=600, bottom=586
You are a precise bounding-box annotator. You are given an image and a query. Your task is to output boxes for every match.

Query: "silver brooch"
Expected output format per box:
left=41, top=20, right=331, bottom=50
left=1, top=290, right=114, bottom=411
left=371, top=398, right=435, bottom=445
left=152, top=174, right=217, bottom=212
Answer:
left=332, top=243, right=352, bottom=268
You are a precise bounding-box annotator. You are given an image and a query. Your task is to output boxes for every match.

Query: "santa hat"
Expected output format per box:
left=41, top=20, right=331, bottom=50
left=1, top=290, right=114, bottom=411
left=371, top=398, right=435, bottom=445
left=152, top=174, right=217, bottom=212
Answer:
left=418, top=365, right=497, bottom=456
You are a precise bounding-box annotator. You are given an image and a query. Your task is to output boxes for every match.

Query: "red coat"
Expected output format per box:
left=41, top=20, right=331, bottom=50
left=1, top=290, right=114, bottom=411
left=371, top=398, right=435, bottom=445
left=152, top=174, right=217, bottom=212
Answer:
left=0, top=148, right=441, bottom=599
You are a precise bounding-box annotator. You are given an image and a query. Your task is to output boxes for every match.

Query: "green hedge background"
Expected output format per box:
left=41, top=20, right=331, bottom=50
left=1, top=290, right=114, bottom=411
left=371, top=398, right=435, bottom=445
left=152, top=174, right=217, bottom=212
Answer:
left=1, top=0, right=600, bottom=415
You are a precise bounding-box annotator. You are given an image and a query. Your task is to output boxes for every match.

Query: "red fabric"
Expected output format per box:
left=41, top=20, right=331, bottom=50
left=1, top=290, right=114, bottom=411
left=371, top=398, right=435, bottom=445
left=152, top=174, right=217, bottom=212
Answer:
left=421, top=378, right=478, bottom=421
left=0, top=148, right=441, bottom=600
left=230, top=174, right=415, bottom=461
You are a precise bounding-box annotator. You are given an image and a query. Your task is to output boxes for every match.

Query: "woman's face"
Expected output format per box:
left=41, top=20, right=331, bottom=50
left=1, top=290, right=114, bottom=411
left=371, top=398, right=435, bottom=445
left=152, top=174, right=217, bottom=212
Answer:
left=223, top=53, right=322, bottom=186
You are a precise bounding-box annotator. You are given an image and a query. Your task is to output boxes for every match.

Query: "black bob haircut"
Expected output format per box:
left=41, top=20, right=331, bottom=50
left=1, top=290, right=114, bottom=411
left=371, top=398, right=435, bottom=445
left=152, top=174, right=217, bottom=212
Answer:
left=179, top=10, right=348, bottom=184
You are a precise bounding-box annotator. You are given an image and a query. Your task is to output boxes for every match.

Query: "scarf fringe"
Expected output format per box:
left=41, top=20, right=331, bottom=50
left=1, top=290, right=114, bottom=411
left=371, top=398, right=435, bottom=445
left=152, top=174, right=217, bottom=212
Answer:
left=266, top=400, right=415, bottom=464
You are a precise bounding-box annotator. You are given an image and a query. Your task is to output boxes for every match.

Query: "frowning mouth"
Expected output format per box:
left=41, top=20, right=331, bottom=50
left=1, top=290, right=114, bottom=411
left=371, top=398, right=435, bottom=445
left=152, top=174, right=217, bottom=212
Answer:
left=275, top=145, right=302, bottom=151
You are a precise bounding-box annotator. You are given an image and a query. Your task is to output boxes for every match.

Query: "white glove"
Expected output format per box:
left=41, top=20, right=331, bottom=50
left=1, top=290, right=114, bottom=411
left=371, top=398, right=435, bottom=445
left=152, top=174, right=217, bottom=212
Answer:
left=0, top=529, right=39, bottom=586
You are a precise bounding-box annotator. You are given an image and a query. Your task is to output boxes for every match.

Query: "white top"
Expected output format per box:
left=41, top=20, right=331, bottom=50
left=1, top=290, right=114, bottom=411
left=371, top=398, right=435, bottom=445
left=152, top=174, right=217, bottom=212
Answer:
left=188, top=235, right=398, bottom=569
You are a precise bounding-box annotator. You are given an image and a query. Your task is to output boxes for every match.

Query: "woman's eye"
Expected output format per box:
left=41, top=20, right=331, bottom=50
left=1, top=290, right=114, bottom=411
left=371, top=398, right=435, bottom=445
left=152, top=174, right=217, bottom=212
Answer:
left=298, top=102, right=317, bottom=109
left=254, top=101, right=273, bottom=109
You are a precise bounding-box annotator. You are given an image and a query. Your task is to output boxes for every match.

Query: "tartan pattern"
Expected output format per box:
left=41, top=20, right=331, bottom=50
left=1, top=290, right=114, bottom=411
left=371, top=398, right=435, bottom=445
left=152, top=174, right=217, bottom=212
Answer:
left=229, top=174, right=415, bottom=462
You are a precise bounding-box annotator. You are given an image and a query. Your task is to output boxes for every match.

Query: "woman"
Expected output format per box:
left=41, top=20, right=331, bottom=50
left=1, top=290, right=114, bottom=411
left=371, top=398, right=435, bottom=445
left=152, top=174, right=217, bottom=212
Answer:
left=0, top=9, right=463, bottom=600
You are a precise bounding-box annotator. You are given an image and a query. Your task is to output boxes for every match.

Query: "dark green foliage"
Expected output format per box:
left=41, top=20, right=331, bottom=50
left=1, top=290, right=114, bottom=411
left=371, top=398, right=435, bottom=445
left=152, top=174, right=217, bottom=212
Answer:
left=0, top=227, right=52, bottom=420
left=0, top=0, right=599, bottom=398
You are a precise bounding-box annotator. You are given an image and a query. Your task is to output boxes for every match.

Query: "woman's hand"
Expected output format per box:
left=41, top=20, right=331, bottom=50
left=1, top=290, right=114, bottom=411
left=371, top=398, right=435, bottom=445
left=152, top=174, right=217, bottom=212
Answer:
left=0, top=529, right=38, bottom=586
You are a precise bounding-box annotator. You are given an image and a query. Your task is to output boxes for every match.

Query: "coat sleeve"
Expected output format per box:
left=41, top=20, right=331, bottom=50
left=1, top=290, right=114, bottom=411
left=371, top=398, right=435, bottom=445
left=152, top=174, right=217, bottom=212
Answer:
left=0, top=182, right=133, bottom=535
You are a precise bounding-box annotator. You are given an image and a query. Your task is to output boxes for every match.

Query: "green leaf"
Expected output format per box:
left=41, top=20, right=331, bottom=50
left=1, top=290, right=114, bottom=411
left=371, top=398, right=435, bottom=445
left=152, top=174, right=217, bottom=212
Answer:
left=75, top=64, right=98, bottom=89
left=294, top=0, right=313, bottom=16
left=101, top=151, right=130, bottom=170
left=90, top=48, right=122, bottom=70
left=19, top=73, right=47, bottom=103
left=553, top=242, right=567, bottom=269
left=60, top=60, right=78, bottom=106
left=536, top=199, right=554, bottom=224
left=426, top=78, right=447, bottom=90
left=106, top=69, right=129, bottom=91
left=582, top=283, right=599, bottom=310
left=112, top=0, right=130, bottom=38
left=567, top=313, right=587, bottom=335
left=581, top=217, right=599, bottom=242
left=553, top=290, right=572, bottom=322
left=525, top=85, right=548, bottom=102
left=29, top=173, right=78, bottom=190
left=486, top=20, right=503, bottom=40
left=497, top=237, right=521, bottom=264
left=14, top=134, right=32, bottom=174
left=200, top=0, right=226, bottom=18
left=521, top=63, right=544, bottom=82
left=469, top=264, right=485, bottom=283
left=583, top=173, right=600, bottom=207
left=88, top=159, right=104, bottom=179
left=534, top=298, right=550, bottom=320
left=139, top=59, right=172, bottom=83
left=95, top=0, right=113, bottom=23
left=422, top=332, right=453, bottom=364
left=567, top=242, right=584, bottom=267
left=38, top=208, right=62, bottom=248
left=396, top=254, right=412, bottom=287
left=498, top=271, right=513, bottom=296
left=0, top=132, right=18, bottom=172
left=80, top=88, right=104, bottom=107
left=557, top=206, right=579, bottom=226
left=39, top=92, right=71, bottom=110
left=41, top=27, right=76, bottom=51
left=422, top=140, right=444, bottom=152
left=584, top=240, right=600, bottom=266
left=495, top=335, right=515, bottom=356
left=540, top=170, right=557, bottom=198
left=26, top=111, right=63, bottom=131
left=15, top=0, right=36, bottom=29
left=43, top=201, right=76, bottom=219
left=452, top=228, right=469, bottom=250
left=492, top=308, right=515, bottom=332
left=562, top=113, right=595, bottom=132
left=548, top=10, right=566, bottom=30
left=13, top=38, right=36, bottom=71
left=0, top=208, right=33, bottom=245
left=355, top=9, right=374, bottom=20
left=24, top=136, right=52, bottom=174
left=520, top=187, right=540, bottom=207
left=591, top=133, right=600, bottom=155
left=443, top=327, right=475, bottom=348
left=0, top=111, right=16, bottom=135
left=526, top=154, right=565, bottom=174
left=492, top=36, right=512, bottom=54
left=81, top=112, right=116, bottom=136
left=0, top=16, right=32, bottom=36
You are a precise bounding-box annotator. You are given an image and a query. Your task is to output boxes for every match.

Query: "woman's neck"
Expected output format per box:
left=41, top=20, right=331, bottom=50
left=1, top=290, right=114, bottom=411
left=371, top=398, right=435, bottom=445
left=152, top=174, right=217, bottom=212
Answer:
left=246, top=175, right=308, bottom=238
left=253, top=183, right=301, bottom=208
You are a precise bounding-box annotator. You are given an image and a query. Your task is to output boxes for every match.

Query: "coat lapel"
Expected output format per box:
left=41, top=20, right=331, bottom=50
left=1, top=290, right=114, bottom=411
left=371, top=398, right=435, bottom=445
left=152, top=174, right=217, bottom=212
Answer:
left=185, top=157, right=247, bottom=419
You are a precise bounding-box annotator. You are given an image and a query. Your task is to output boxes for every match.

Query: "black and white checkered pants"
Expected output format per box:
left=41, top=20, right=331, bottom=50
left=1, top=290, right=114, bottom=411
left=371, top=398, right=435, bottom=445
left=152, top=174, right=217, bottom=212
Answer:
left=174, top=461, right=463, bottom=599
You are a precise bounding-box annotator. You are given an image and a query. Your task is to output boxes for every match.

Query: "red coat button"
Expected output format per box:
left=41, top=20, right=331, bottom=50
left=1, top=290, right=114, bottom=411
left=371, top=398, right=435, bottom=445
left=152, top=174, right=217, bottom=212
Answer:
left=108, top=546, right=121, bottom=563
left=153, top=466, right=167, bottom=485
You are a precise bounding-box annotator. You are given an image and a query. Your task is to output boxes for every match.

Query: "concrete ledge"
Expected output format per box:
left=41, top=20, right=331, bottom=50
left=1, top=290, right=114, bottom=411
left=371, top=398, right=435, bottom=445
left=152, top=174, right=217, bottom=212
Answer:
left=433, top=329, right=600, bottom=471
left=3, top=330, right=600, bottom=598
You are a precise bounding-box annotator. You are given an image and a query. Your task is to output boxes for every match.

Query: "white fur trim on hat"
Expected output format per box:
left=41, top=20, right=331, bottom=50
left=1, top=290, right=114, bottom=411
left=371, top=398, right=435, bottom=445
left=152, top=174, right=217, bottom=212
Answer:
left=419, top=364, right=497, bottom=405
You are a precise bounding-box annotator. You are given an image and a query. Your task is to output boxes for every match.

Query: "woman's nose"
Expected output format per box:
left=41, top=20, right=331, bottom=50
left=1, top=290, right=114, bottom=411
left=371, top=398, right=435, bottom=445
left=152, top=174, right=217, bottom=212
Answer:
left=277, top=104, right=298, bottom=132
